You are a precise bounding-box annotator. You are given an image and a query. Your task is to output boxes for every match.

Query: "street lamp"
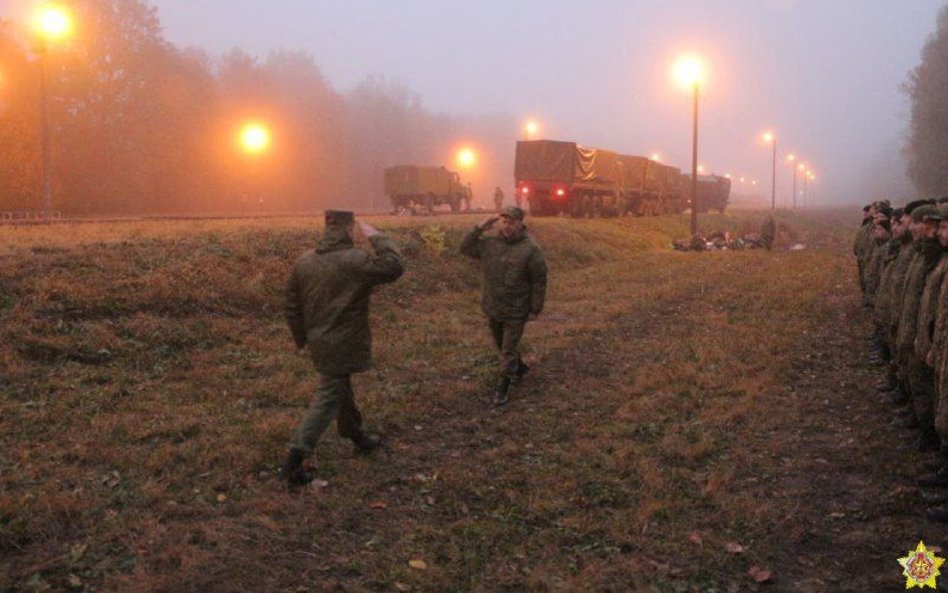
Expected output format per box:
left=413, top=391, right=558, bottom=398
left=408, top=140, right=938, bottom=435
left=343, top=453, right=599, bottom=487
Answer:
left=805, top=171, right=815, bottom=208
left=33, top=3, right=73, bottom=223
left=762, top=131, right=776, bottom=211
left=786, top=154, right=797, bottom=209
left=456, top=147, right=477, bottom=170
left=238, top=121, right=272, bottom=156
left=523, top=120, right=539, bottom=140
left=673, top=54, right=704, bottom=235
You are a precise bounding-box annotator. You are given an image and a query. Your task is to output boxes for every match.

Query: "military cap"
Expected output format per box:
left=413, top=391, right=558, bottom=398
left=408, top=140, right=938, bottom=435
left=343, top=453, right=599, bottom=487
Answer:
left=877, top=205, right=893, bottom=217
left=891, top=207, right=904, bottom=219
left=873, top=199, right=891, bottom=209
left=940, top=204, right=948, bottom=220
left=905, top=199, right=934, bottom=215
left=499, top=206, right=525, bottom=221
left=325, top=210, right=355, bottom=226
left=862, top=205, right=872, bottom=212
left=938, top=195, right=948, bottom=204
left=912, top=204, right=940, bottom=222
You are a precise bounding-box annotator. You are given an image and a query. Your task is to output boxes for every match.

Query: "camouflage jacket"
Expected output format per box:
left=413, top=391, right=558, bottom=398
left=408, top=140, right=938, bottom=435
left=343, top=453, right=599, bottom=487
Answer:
left=896, top=238, right=942, bottom=362
left=863, top=238, right=888, bottom=307
left=460, top=225, right=548, bottom=320
left=887, top=240, right=920, bottom=346
left=916, top=253, right=948, bottom=364
left=873, top=236, right=909, bottom=330
left=285, top=227, right=404, bottom=375
left=853, top=220, right=873, bottom=289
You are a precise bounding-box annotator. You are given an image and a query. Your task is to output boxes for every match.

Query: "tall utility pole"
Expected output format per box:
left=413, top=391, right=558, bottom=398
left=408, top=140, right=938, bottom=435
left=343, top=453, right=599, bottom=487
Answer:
left=690, top=83, right=699, bottom=236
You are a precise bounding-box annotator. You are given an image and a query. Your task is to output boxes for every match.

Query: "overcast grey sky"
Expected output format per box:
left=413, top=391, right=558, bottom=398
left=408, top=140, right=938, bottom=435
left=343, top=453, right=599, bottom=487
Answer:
left=45, top=1, right=948, bottom=202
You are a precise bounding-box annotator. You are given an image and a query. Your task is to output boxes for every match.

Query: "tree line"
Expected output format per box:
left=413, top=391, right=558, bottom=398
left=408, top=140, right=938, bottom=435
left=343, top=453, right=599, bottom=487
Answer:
left=0, top=0, right=514, bottom=216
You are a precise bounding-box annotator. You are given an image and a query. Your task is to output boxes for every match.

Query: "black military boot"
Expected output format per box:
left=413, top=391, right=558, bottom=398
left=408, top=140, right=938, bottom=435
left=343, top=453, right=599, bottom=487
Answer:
left=874, top=374, right=897, bottom=393
left=918, top=464, right=948, bottom=488
left=281, top=448, right=314, bottom=487
left=513, top=360, right=530, bottom=383
left=921, top=490, right=948, bottom=505
left=909, top=428, right=942, bottom=453
left=881, top=386, right=909, bottom=405
left=927, top=505, right=948, bottom=523
left=493, top=377, right=511, bottom=406
left=352, top=432, right=382, bottom=455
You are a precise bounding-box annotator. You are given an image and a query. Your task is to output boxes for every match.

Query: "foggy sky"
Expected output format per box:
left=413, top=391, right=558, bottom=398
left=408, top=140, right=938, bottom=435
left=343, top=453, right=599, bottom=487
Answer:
left=30, top=0, right=948, bottom=204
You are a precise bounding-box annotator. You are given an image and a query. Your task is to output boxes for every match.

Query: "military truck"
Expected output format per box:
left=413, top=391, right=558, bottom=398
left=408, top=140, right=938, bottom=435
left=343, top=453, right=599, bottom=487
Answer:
left=681, top=174, right=731, bottom=213
left=384, top=165, right=471, bottom=214
left=514, top=140, right=685, bottom=217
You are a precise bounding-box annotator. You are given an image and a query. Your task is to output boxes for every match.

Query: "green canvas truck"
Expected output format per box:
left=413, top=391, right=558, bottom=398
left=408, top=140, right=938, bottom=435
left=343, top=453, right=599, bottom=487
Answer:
left=384, top=165, right=471, bottom=214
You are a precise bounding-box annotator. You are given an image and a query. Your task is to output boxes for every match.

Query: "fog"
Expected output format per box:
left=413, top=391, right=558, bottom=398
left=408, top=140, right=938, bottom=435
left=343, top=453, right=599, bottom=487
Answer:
left=0, top=0, right=943, bottom=214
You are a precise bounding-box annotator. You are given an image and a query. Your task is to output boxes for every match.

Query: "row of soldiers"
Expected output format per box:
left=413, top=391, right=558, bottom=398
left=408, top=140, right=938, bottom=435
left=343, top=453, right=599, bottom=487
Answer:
left=854, top=198, right=948, bottom=522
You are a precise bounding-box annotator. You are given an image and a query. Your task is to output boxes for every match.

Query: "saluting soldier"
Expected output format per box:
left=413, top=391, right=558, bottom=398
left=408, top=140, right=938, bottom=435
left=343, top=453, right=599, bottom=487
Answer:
left=281, top=210, right=404, bottom=487
left=461, top=206, right=548, bottom=406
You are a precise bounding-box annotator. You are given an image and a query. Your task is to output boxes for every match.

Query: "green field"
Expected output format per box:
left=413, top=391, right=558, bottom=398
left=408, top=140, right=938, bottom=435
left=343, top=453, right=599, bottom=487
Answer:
left=1, top=210, right=941, bottom=592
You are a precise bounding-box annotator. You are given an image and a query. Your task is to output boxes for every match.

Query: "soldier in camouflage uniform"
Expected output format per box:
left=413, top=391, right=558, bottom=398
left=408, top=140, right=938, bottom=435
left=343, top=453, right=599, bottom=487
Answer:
left=461, top=206, right=548, bottom=406
left=881, top=202, right=929, bottom=405
left=913, top=203, right=948, bottom=520
left=872, top=208, right=907, bottom=392
left=854, top=205, right=874, bottom=293
left=894, top=203, right=942, bottom=451
left=281, top=210, right=405, bottom=486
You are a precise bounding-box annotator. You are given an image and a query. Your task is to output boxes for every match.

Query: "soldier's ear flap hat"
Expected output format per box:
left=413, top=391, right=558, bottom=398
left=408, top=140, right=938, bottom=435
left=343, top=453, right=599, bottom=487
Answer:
left=912, top=204, right=940, bottom=223
left=325, top=210, right=355, bottom=226
left=500, top=206, right=525, bottom=221
left=905, top=200, right=931, bottom=215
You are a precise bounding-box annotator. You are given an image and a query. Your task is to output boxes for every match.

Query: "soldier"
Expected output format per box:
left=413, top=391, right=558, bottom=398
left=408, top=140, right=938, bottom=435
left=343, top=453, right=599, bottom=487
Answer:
left=493, top=186, right=505, bottom=213
left=881, top=202, right=928, bottom=404
left=281, top=210, right=404, bottom=486
left=461, top=206, right=548, bottom=406
left=872, top=207, right=907, bottom=392
left=760, top=216, right=776, bottom=251
left=894, top=203, right=942, bottom=451
left=854, top=204, right=874, bottom=292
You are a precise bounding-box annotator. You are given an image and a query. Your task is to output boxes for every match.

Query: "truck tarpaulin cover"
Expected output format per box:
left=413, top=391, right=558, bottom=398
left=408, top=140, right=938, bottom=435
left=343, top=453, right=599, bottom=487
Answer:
left=515, top=140, right=619, bottom=187
left=384, top=165, right=460, bottom=195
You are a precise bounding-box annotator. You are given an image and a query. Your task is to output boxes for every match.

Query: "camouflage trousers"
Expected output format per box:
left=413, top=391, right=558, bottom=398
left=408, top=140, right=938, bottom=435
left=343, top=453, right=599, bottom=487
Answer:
left=488, top=317, right=527, bottom=379
left=907, top=358, right=937, bottom=429
left=292, top=373, right=364, bottom=455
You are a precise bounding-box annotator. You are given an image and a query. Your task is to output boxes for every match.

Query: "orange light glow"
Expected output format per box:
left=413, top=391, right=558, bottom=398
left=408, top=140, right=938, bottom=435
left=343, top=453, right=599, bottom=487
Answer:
left=672, top=54, right=704, bottom=89
left=456, top=147, right=477, bottom=169
left=762, top=131, right=775, bottom=144
left=787, top=154, right=796, bottom=162
left=238, top=121, right=271, bottom=155
left=649, top=153, right=662, bottom=162
left=798, top=163, right=806, bottom=172
left=34, top=3, right=73, bottom=42
left=697, top=164, right=706, bottom=174
left=524, top=120, right=539, bottom=139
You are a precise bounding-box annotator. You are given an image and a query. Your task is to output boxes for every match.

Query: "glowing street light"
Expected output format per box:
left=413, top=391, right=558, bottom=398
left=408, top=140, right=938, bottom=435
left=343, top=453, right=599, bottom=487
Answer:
left=238, top=121, right=272, bottom=155
left=456, top=147, right=477, bottom=170
left=672, top=54, right=705, bottom=235
left=524, top=120, right=540, bottom=140
left=649, top=153, right=662, bottom=162
left=33, top=3, right=74, bottom=223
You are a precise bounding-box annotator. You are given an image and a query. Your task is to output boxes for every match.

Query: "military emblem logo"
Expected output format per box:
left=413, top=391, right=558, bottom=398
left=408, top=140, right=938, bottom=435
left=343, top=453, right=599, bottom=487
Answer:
left=898, top=541, right=945, bottom=589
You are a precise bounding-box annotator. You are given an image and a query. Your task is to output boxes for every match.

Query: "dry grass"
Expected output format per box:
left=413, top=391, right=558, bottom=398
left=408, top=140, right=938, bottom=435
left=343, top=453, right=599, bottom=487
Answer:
left=0, top=208, right=922, bottom=592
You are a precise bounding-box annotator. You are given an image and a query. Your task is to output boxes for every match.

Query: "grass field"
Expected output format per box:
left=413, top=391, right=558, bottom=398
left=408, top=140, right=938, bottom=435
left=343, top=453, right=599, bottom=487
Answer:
left=1, top=209, right=945, bottom=592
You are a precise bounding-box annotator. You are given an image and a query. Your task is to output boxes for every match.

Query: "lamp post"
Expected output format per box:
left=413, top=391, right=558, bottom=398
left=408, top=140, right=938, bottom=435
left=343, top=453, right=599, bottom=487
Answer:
left=33, top=3, right=73, bottom=223
left=787, top=154, right=796, bottom=209
left=673, top=55, right=704, bottom=236
left=523, top=120, right=539, bottom=141
left=804, top=171, right=815, bottom=209
left=762, top=131, right=776, bottom=211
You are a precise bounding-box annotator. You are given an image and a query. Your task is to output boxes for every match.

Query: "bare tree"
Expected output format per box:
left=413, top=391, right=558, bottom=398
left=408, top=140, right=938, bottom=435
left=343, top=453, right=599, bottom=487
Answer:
left=905, top=5, right=948, bottom=197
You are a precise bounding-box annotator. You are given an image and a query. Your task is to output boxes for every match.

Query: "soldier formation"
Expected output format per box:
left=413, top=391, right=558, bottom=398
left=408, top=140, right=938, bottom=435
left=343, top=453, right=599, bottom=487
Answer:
left=855, top=198, right=948, bottom=522
left=281, top=207, right=547, bottom=487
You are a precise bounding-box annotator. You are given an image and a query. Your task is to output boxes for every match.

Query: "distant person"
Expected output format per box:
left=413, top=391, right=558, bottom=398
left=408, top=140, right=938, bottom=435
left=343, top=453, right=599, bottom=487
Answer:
left=461, top=206, right=548, bottom=406
left=281, top=210, right=404, bottom=487
left=493, top=186, right=505, bottom=213
left=760, top=216, right=776, bottom=251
